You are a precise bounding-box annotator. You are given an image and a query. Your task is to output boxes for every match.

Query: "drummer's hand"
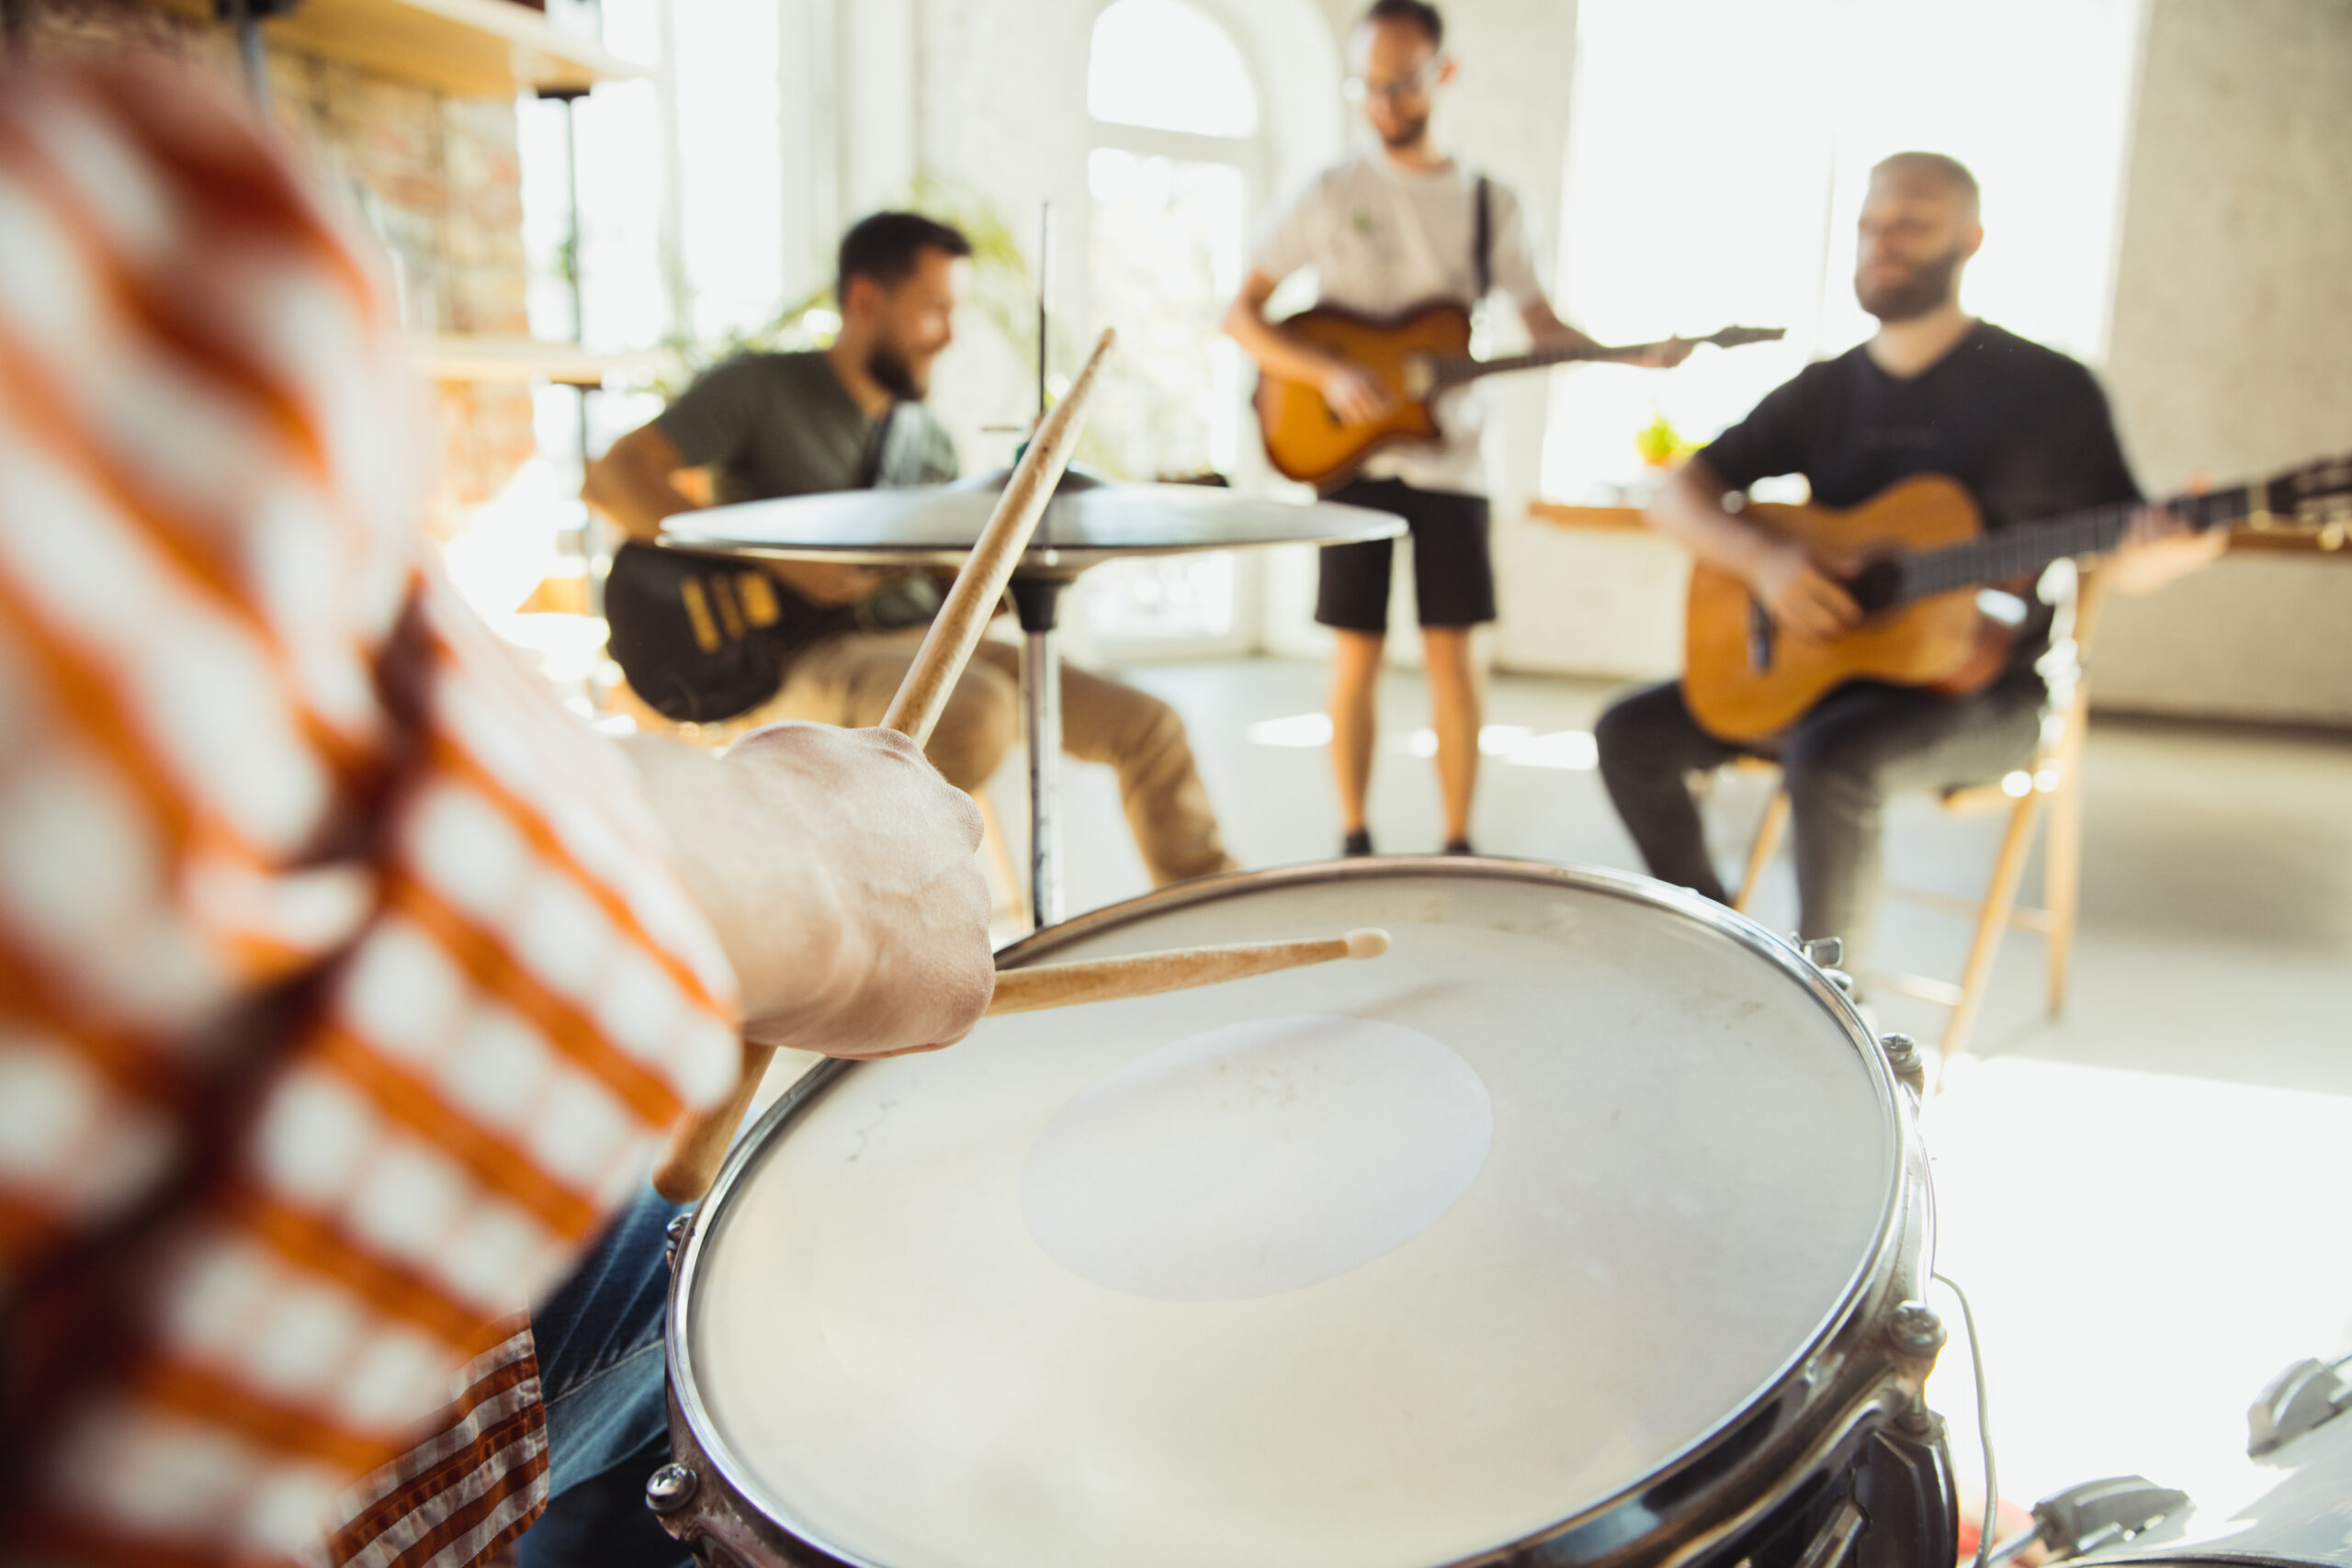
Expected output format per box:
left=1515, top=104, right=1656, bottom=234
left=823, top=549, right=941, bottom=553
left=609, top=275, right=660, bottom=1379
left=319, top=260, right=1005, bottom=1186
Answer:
left=619, top=725, right=995, bottom=1058
left=770, top=558, right=894, bottom=607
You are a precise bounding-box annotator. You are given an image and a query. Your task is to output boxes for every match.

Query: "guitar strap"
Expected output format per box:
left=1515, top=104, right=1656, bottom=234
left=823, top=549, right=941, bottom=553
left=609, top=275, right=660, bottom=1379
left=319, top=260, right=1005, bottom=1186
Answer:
left=1473, top=175, right=1492, bottom=301
left=863, top=400, right=929, bottom=490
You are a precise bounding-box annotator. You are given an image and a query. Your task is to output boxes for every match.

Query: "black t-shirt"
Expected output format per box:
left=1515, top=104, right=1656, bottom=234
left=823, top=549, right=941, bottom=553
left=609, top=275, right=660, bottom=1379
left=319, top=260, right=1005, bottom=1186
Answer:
left=1700, top=321, right=2142, bottom=671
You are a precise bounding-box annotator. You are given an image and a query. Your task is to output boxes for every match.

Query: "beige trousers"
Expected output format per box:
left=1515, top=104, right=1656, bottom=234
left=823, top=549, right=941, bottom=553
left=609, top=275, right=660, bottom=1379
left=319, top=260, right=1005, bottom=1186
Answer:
left=736, top=630, right=1234, bottom=887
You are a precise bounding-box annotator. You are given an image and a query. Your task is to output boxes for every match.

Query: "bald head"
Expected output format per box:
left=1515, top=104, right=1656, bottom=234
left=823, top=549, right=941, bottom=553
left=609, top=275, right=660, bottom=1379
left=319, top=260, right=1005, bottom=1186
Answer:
left=1855, top=152, right=1984, bottom=321
left=1871, top=152, right=1981, bottom=218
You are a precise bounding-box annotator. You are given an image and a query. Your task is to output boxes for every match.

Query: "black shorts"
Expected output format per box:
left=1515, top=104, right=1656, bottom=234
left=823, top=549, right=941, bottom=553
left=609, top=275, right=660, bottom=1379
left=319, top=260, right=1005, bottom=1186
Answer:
left=1314, top=477, right=1496, bottom=633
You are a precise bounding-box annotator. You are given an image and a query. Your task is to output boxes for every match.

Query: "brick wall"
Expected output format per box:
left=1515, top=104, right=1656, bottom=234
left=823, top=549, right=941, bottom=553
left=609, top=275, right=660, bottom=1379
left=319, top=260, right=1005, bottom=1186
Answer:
left=17, top=0, right=538, bottom=541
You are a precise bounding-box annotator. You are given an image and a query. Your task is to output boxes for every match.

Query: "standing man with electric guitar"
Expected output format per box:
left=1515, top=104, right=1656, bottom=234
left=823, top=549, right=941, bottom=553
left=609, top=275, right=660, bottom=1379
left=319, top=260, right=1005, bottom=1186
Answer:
left=1225, top=0, right=1690, bottom=859
left=1596, top=152, right=2223, bottom=972
left=588, top=211, right=1235, bottom=890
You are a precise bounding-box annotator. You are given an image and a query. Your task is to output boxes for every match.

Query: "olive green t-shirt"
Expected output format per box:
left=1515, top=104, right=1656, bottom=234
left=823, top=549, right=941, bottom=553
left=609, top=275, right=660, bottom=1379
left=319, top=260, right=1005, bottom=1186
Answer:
left=653, top=349, right=959, bottom=502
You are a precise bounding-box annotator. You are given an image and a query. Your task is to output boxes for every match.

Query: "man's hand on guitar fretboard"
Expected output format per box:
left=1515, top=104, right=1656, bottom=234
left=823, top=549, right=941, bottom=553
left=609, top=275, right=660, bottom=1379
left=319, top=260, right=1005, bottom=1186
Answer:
left=2110, top=503, right=2229, bottom=595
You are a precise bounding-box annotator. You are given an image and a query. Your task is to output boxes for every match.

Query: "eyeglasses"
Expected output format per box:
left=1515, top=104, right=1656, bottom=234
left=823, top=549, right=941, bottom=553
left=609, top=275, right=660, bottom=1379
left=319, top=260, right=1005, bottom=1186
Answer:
left=1341, top=53, right=1448, bottom=105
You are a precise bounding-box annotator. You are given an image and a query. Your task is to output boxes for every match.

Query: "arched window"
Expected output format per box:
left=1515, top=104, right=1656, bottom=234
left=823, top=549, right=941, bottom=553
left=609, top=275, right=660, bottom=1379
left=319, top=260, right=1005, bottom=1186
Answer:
left=1088, top=0, right=1261, bottom=139
left=1082, top=0, right=1264, bottom=649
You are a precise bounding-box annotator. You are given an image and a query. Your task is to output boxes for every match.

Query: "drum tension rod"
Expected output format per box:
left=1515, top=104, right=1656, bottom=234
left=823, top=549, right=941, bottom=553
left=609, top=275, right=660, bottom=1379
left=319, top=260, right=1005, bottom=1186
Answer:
left=1792, top=1495, right=1869, bottom=1568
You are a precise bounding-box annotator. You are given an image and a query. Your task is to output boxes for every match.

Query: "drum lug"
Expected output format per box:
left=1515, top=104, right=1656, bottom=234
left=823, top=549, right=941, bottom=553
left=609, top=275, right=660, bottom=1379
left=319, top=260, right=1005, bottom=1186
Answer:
left=1879, top=1034, right=1927, bottom=1097
left=645, top=1461, right=699, bottom=1514
left=1887, top=1301, right=1946, bottom=1361
left=1801, top=936, right=1845, bottom=970
left=2247, top=1356, right=2352, bottom=1456
left=665, top=1212, right=693, bottom=1272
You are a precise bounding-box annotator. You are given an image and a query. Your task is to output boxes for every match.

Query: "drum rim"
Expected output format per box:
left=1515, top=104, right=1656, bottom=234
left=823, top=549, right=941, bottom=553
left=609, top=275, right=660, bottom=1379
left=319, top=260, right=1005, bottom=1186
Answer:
left=665, top=856, right=1911, bottom=1568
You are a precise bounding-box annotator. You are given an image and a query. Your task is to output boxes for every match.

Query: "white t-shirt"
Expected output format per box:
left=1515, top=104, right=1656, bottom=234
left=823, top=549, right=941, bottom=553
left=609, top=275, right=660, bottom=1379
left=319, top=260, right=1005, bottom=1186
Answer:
left=1250, top=151, right=1545, bottom=494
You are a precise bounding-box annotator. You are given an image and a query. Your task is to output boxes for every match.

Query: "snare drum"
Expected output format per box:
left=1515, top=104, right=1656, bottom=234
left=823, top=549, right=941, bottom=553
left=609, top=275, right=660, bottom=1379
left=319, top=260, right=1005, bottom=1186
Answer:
left=654, top=861, right=1958, bottom=1568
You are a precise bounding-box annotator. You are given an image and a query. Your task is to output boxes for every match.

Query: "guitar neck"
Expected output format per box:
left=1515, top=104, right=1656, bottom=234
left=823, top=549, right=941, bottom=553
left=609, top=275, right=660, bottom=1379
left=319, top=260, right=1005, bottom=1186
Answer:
left=1891, top=484, right=2252, bottom=604
left=1426, top=338, right=1668, bottom=390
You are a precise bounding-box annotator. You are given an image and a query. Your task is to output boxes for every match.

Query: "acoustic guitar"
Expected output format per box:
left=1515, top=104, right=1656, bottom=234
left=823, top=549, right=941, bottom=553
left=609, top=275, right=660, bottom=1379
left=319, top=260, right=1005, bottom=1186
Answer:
left=1683, top=455, right=2352, bottom=744
left=1255, top=300, right=1782, bottom=491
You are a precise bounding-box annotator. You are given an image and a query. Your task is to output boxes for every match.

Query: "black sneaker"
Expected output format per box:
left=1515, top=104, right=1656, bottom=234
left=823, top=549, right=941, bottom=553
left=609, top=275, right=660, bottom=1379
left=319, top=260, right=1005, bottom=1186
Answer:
left=1342, top=829, right=1374, bottom=857
left=1442, top=838, right=1475, bottom=856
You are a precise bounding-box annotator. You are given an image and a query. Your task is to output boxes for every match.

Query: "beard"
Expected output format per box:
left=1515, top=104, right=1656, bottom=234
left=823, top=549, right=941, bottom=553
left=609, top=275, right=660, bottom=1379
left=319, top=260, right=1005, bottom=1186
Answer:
left=866, top=338, right=927, bottom=401
left=1376, top=108, right=1430, bottom=150
left=1855, top=243, right=1967, bottom=321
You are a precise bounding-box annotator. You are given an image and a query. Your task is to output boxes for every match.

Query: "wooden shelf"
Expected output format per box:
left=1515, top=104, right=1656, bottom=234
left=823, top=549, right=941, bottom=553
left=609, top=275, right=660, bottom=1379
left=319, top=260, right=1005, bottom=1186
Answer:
left=1529, top=502, right=1652, bottom=533
left=155, top=0, right=648, bottom=96
left=417, top=335, right=678, bottom=387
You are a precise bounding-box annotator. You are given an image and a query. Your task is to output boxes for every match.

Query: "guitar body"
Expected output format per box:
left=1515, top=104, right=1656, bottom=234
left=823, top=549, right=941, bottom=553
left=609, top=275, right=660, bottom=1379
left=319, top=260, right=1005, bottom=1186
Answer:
left=1255, top=299, right=1472, bottom=491
left=1684, top=475, right=2017, bottom=744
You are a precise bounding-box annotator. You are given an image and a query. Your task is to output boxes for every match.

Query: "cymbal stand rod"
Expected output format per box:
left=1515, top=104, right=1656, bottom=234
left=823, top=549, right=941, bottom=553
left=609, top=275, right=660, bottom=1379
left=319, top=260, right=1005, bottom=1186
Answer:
left=1035, top=202, right=1053, bottom=423
left=1012, top=575, right=1068, bottom=931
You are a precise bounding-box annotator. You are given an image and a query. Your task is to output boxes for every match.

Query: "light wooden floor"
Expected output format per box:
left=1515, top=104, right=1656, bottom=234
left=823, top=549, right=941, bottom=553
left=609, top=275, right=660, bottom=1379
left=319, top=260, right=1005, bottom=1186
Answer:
left=1012, top=654, right=2352, bottom=1514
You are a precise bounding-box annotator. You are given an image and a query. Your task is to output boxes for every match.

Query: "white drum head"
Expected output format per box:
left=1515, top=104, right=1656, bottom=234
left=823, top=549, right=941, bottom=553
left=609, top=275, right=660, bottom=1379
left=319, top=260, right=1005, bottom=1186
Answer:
left=682, top=866, right=1897, bottom=1568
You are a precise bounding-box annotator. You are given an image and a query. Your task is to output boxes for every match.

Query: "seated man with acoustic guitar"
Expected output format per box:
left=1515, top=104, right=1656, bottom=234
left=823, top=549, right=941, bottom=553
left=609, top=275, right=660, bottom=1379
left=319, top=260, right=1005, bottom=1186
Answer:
left=1225, top=0, right=1688, bottom=860
left=587, top=210, right=1235, bottom=889
left=1596, top=152, right=2222, bottom=973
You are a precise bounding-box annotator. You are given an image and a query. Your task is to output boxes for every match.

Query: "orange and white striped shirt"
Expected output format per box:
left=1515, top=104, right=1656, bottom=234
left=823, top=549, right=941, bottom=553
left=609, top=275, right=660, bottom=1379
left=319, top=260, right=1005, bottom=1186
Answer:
left=0, top=59, right=740, bottom=1565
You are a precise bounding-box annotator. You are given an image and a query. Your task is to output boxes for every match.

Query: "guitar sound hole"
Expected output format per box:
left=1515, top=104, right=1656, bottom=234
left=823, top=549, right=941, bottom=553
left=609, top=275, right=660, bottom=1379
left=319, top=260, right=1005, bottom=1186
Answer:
left=1848, top=558, right=1903, bottom=614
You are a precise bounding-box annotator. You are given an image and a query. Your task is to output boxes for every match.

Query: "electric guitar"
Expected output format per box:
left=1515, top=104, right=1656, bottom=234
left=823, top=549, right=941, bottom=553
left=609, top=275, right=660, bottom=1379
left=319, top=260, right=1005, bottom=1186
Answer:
left=1683, top=455, right=2352, bottom=744
left=1254, top=300, right=1782, bottom=491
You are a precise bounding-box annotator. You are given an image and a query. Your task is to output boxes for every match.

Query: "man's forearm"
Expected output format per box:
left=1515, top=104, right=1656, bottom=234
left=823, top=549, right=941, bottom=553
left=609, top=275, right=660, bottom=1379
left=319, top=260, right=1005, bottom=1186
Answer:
left=1223, top=298, right=1341, bottom=386
left=583, top=455, right=698, bottom=541
left=1648, top=458, right=1781, bottom=581
left=1523, top=300, right=1603, bottom=355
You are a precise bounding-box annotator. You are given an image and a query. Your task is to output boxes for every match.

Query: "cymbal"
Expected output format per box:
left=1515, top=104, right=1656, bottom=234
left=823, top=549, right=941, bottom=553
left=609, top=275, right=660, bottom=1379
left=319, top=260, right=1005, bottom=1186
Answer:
left=658, top=468, right=1406, bottom=576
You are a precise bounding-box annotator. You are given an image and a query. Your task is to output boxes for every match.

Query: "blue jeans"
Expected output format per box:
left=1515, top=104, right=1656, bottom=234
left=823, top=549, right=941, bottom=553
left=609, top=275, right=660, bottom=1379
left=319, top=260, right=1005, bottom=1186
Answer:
left=514, top=1186, right=691, bottom=1568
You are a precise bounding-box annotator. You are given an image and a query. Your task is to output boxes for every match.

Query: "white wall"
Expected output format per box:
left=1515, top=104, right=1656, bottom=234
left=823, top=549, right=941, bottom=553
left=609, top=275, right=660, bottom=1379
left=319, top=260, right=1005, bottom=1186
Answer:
left=2092, top=0, right=2352, bottom=726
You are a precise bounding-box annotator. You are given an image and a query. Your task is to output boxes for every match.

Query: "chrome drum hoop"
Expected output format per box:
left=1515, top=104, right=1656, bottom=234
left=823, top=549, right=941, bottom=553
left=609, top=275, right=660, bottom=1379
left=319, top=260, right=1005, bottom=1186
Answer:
left=657, top=858, right=1941, bottom=1568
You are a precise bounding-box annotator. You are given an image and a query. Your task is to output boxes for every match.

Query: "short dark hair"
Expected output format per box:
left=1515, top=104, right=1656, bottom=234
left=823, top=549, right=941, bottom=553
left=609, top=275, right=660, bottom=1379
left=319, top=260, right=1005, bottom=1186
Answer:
left=1360, top=0, right=1443, bottom=47
left=1871, top=152, right=1981, bottom=214
left=837, top=211, right=973, bottom=298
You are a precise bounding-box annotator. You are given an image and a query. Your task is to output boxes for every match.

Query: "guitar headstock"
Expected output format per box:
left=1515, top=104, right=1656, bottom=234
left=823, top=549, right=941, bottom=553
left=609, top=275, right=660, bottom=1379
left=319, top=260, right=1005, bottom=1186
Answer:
left=2263, top=453, right=2352, bottom=524
left=1702, top=326, right=1788, bottom=349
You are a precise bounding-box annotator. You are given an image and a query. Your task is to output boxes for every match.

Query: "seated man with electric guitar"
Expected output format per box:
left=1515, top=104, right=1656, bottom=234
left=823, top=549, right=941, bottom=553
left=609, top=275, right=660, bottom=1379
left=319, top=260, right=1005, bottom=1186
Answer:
left=1596, top=152, right=2224, bottom=975
left=587, top=211, right=1236, bottom=889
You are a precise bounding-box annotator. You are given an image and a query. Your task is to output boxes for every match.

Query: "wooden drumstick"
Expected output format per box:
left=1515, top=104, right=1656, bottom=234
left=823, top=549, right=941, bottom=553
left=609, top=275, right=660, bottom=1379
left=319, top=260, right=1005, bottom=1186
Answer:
left=652, top=329, right=1116, bottom=1204
left=984, top=928, right=1390, bottom=1016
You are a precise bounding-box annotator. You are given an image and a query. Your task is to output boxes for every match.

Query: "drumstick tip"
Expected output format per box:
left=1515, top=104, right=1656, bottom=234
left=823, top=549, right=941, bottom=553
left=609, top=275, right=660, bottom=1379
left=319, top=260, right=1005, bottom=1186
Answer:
left=1344, top=928, right=1390, bottom=960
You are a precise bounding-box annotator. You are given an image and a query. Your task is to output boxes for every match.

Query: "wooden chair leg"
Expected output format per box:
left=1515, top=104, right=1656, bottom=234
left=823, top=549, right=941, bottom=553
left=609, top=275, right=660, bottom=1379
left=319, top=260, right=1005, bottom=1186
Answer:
left=1736, top=788, right=1791, bottom=914
left=2042, top=762, right=2085, bottom=1017
left=973, top=788, right=1026, bottom=929
left=1942, top=791, right=2044, bottom=1057
left=2041, top=693, right=2091, bottom=1017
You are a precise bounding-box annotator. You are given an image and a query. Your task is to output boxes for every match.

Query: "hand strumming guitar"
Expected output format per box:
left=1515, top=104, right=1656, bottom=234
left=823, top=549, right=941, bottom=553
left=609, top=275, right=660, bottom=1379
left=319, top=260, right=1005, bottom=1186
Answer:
left=1319, top=360, right=1396, bottom=426
left=1749, top=538, right=1862, bottom=643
